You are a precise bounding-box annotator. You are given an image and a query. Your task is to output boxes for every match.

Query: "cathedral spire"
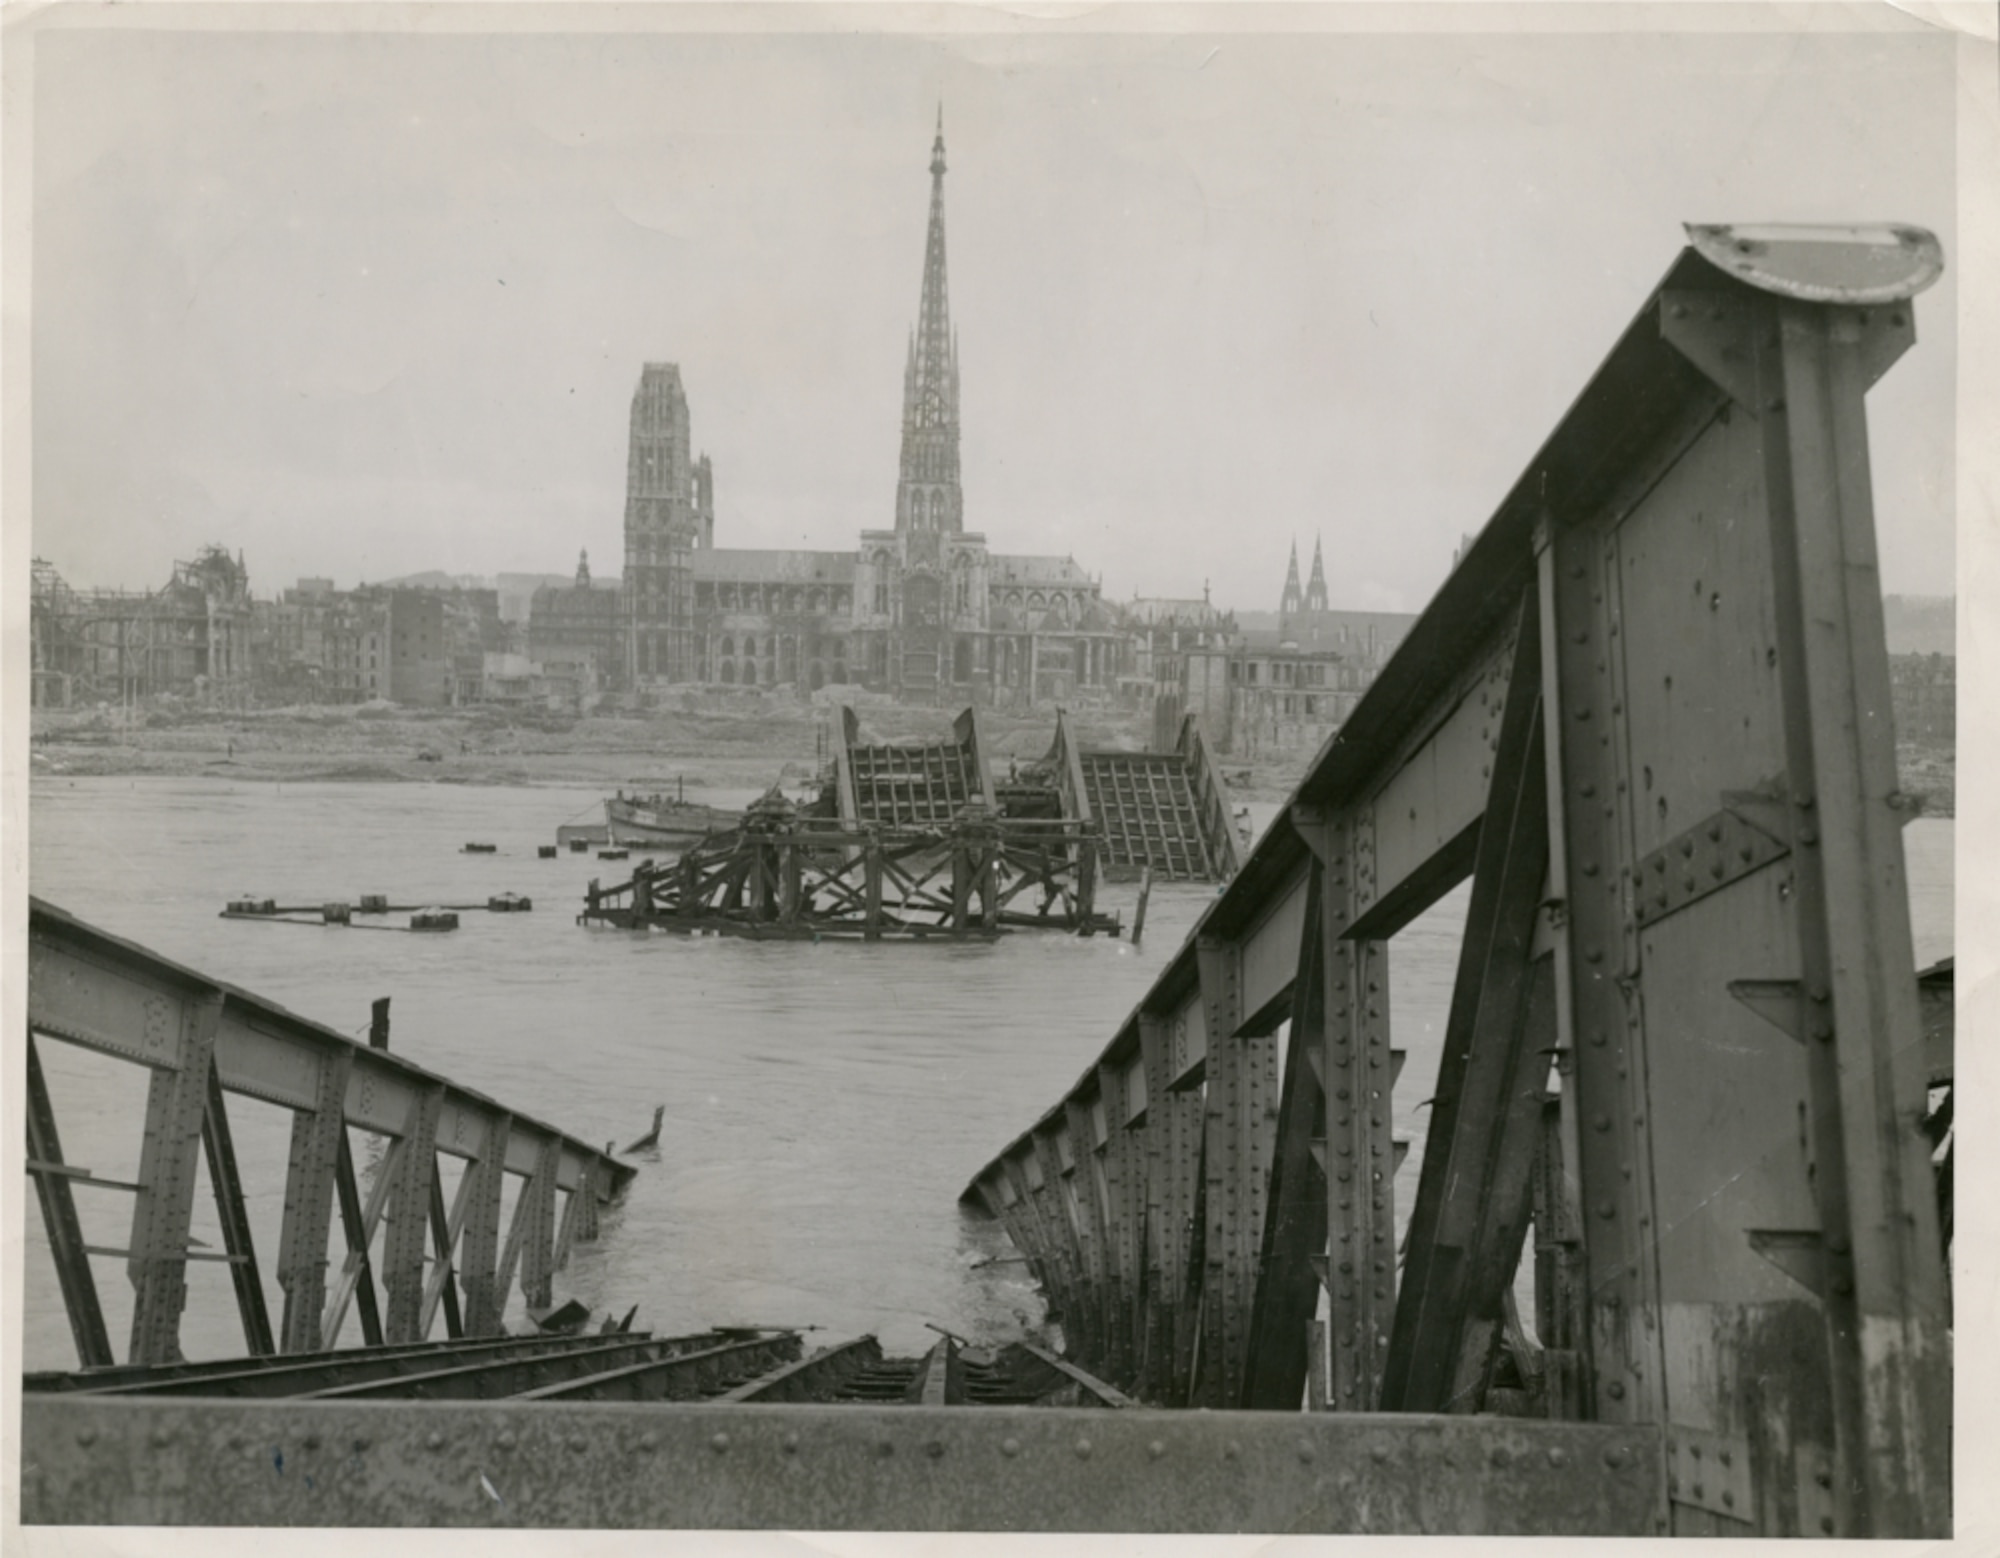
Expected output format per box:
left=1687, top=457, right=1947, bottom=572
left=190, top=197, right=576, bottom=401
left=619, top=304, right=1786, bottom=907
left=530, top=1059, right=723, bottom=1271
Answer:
left=1281, top=538, right=1303, bottom=615
left=897, top=113, right=962, bottom=535
left=1306, top=533, right=1328, bottom=612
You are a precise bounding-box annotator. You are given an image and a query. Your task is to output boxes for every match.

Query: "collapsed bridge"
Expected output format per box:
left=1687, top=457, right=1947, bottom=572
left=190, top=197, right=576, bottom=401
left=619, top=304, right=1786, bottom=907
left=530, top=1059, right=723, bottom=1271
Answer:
left=20, top=222, right=1951, bottom=1535
left=576, top=703, right=1240, bottom=938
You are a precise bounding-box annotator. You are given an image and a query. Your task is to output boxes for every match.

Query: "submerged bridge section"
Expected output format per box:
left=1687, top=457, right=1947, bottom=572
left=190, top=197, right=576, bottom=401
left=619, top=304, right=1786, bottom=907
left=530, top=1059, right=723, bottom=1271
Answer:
left=963, top=223, right=1952, bottom=1538
left=1065, top=712, right=1242, bottom=882
left=835, top=702, right=1242, bottom=883
left=835, top=704, right=997, bottom=828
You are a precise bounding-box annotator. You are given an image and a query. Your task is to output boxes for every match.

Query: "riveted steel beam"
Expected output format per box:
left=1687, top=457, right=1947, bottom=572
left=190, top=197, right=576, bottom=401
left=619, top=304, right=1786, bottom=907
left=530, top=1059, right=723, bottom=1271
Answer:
left=1031, top=1128, right=1102, bottom=1369
left=1193, top=936, right=1276, bottom=1409
left=1062, top=1095, right=1120, bottom=1375
left=1292, top=808, right=1397, bottom=1411
left=275, top=1047, right=350, bottom=1354
left=1531, top=1097, right=1587, bottom=1419
left=1754, top=292, right=1949, bottom=1536
left=421, top=1160, right=472, bottom=1340
left=1240, top=868, right=1327, bottom=1410
left=20, top=1395, right=1667, bottom=1532
left=199, top=1061, right=275, bottom=1358
left=1382, top=593, right=1553, bottom=1414
left=515, top=1135, right=561, bottom=1312
left=126, top=991, right=224, bottom=1365
left=380, top=1086, right=445, bottom=1344
left=1092, top=1059, right=1145, bottom=1388
left=456, top=1112, right=512, bottom=1337
left=326, top=1131, right=393, bottom=1349
left=25, top=1032, right=114, bottom=1369
left=1137, top=1012, right=1201, bottom=1400
left=1538, top=510, right=1664, bottom=1433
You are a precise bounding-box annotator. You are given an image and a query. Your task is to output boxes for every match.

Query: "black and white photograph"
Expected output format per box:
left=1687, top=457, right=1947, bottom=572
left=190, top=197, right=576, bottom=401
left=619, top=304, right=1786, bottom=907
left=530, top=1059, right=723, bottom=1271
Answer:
left=5, top=1, right=1992, bottom=1545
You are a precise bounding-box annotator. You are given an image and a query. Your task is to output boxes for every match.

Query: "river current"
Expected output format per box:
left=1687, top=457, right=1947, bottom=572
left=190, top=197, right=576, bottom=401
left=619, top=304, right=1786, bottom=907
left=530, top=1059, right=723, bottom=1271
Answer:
left=23, top=776, right=1954, bottom=1371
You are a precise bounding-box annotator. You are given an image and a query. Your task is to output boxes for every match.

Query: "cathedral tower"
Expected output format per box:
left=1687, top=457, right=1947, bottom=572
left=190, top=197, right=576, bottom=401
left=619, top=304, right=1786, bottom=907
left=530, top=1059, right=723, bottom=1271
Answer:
left=1280, top=539, right=1304, bottom=616
left=623, top=362, right=700, bottom=684
left=896, top=109, right=962, bottom=539
left=1306, top=534, right=1328, bottom=613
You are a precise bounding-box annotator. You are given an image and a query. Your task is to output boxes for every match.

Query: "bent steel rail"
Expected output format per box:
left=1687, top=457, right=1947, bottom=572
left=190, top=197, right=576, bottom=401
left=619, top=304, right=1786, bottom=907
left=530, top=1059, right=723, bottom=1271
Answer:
left=961, top=223, right=1949, bottom=1538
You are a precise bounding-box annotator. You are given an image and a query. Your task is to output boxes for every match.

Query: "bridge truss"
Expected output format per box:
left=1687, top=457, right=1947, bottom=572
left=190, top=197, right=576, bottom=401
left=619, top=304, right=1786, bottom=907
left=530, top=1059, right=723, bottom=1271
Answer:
left=962, top=223, right=1952, bottom=1538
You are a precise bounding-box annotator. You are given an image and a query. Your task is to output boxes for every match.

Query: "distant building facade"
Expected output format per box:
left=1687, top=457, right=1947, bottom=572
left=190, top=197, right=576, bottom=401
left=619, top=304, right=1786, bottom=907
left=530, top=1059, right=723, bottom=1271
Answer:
left=530, top=549, right=623, bottom=690
left=1153, top=541, right=1417, bottom=759
left=245, top=577, right=493, bottom=707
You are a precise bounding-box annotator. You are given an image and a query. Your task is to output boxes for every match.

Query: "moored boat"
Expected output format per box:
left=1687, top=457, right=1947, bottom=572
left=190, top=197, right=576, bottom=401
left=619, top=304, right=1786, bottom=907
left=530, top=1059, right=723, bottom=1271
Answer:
left=605, top=788, right=739, bottom=846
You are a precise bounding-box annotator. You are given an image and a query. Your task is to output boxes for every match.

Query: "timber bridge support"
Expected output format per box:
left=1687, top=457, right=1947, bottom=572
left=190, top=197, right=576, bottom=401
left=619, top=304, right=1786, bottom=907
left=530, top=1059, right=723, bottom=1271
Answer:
left=22, top=223, right=1950, bottom=1534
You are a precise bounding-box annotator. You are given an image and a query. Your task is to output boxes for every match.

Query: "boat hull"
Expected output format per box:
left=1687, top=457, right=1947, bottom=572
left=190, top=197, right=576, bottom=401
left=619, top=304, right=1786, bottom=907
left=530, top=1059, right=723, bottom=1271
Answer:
left=605, top=797, right=737, bottom=847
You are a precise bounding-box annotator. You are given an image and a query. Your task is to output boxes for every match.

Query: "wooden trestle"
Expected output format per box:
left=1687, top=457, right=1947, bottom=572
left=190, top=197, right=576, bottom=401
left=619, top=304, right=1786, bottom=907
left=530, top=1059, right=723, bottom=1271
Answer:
left=578, top=808, right=1115, bottom=938
left=961, top=223, right=1952, bottom=1538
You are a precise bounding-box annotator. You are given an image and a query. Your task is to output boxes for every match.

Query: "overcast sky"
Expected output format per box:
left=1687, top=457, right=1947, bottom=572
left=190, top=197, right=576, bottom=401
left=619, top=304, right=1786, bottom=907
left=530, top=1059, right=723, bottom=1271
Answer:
left=27, top=7, right=1959, bottom=614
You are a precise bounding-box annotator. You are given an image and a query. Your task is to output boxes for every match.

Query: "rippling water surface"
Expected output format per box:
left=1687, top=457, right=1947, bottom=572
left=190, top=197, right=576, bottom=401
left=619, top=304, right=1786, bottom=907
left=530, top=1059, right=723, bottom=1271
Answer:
left=24, top=777, right=1954, bottom=1371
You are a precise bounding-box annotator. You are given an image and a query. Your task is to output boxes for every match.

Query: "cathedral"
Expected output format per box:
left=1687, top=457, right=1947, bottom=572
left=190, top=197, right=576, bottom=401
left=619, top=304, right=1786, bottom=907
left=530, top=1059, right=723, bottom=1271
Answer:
left=615, top=116, right=1128, bottom=707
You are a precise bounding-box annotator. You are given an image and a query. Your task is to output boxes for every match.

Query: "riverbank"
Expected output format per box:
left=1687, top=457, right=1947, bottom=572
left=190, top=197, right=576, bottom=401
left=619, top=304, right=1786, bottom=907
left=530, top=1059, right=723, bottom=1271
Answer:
left=26, top=700, right=1955, bottom=817
left=25, top=700, right=1159, bottom=793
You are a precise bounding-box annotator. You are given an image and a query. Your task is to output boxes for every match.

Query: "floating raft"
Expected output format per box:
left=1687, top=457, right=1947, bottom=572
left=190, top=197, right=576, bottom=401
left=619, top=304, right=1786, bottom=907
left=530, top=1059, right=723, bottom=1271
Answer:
left=221, top=894, right=532, bottom=929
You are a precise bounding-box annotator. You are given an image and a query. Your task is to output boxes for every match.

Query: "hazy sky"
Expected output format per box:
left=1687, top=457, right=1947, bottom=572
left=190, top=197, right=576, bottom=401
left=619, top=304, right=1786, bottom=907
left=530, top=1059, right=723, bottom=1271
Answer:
left=28, top=7, right=1959, bottom=613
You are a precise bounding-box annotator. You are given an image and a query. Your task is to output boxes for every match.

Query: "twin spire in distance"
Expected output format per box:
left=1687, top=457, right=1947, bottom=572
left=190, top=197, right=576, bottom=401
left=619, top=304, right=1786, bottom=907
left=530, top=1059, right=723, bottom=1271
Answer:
left=1282, top=535, right=1329, bottom=615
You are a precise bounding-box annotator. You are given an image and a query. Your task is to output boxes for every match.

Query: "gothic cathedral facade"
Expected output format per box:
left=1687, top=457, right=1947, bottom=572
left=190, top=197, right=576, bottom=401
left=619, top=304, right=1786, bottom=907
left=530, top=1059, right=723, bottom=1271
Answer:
left=618, top=117, right=1126, bottom=707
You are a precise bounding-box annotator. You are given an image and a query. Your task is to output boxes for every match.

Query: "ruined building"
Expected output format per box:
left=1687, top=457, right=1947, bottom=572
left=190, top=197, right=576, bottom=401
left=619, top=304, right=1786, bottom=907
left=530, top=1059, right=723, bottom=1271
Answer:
left=30, top=546, right=254, bottom=708
left=624, top=117, right=1127, bottom=706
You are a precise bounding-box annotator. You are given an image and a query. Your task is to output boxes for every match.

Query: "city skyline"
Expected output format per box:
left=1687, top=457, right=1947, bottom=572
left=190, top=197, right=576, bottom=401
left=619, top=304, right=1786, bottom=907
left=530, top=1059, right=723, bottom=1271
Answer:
left=29, top=11, right=1962, bottom=612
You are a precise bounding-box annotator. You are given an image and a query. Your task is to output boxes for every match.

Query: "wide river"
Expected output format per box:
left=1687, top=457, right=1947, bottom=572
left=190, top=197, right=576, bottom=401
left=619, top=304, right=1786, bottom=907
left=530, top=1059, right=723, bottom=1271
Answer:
left=23, top=777, right=1954, bottom=1372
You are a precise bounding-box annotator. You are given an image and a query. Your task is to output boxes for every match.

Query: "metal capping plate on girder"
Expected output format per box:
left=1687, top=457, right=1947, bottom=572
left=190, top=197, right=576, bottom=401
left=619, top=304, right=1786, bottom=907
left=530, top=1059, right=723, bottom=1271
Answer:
left=1664, top=1423, right=1754, bottom=1525
left=22, top=1397, right=1666, bottom=1533
left=1683, top=222, right=1944, bottom=304
left=1633, top=806, right=1790, bottom=929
